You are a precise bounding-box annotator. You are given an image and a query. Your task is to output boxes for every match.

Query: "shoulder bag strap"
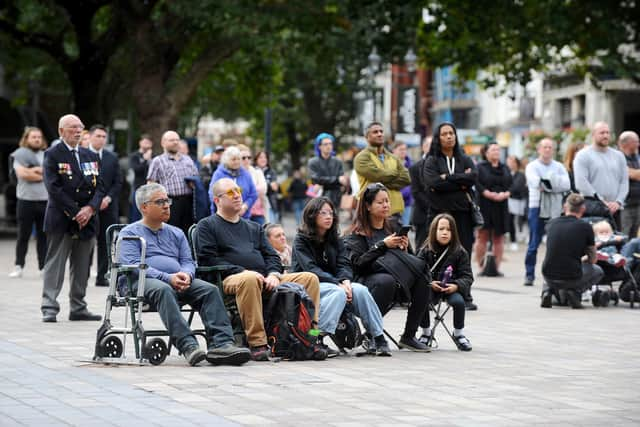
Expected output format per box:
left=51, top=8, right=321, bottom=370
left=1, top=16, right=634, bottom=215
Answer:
left=430, top=247, right=449, bottom=274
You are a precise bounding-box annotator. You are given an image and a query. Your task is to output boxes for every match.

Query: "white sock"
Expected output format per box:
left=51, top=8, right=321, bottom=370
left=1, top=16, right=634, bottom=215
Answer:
left=453, top=328, right=464, bottom=337
left=422, top=327, right=431, bottom=337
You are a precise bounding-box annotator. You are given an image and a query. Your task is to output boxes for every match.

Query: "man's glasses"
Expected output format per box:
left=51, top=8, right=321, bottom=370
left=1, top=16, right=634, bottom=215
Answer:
left=318, top=210, right=334, bottom=217
left=241, top=156, right=251, bottom=160
left=147, top=198, right=172, bottom=206
left=217, top=187, right=243, bottom=198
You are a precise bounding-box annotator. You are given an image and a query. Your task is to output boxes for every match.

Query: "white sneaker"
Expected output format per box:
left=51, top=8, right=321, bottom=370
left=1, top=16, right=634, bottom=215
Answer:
left=510, top=242, right=518, bottom=252
left=9, top=266, right=23, bottom=278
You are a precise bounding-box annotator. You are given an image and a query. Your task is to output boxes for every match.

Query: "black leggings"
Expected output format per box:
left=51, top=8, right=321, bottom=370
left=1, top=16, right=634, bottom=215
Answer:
left=360, top=272, right=428, bottom=338
left=421, top=292, right=465, bottom=330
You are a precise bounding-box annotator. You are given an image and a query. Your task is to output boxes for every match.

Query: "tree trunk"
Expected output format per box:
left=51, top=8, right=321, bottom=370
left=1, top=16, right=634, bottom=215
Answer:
left=284, top=119, right=303, bottom=171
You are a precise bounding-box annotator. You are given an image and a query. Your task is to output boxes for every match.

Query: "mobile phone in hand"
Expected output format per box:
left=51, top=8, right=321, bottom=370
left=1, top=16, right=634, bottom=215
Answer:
left=397, top=225, right=412, bottom=237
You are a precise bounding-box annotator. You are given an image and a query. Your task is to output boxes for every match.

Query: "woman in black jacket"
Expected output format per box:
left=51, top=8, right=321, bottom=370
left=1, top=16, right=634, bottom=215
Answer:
left=344, top=183, right=430, bottom=352
left=418, top=213, right=473, bottom=351
left=291, top=197, right=391, bottom=356
left=475, top=142, right=512, bottom=274
left=507, top=155, right=527, bottom=249
left=423, top=122, right=478, bottom=256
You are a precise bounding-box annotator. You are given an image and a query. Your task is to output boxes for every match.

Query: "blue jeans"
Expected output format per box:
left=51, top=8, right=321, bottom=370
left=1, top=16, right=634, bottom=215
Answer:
left=318, top=282, right=384, bottom=337
left=422, top=292, right=466, bottom=330
left=525, top=207, right=547, bottom=280
left=401, top=205, right=412, bottom=226
left=292, top=198, right=305, bottom=225
left=135, top=278, right=234, bottom=351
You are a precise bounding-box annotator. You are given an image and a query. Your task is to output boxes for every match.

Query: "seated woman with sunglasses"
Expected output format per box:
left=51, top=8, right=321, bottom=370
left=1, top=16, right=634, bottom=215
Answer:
left=291, top=197, right=391, bottom=356
left=344, top=183, right=430, bottom=352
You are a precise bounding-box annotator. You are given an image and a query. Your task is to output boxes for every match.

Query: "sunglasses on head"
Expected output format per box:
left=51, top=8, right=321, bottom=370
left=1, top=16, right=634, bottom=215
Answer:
left=366, top=182, right=386, bottom=192
left=216, top=187, right=243, bottom=198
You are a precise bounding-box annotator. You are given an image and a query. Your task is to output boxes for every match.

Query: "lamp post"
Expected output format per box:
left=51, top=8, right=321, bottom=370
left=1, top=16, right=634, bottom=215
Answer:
left=361, top=47, right=381, bottom=129
left=393, top=48, right=418, bottom=137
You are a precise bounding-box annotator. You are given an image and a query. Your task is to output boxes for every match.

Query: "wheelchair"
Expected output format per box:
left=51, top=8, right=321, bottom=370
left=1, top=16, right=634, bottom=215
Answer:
left=92, top=224, right=206, bottom=365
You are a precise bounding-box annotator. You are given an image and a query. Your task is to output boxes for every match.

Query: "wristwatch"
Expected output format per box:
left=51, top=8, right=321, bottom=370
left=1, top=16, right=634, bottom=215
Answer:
left=374, top=241, right=385, bottom=251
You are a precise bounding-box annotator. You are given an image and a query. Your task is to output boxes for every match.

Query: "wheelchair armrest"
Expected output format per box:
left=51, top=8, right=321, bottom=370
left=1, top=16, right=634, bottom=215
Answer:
left=196, top=265, right=228, bottom=273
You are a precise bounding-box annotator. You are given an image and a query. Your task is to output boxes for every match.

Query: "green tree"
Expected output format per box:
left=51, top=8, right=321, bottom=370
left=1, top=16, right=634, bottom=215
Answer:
left=417, top=0, right=640, bottom=88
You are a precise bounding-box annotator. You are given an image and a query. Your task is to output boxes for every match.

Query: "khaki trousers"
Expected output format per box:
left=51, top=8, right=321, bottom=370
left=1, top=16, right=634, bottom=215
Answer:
left=223, top=271, right=320, bottom=347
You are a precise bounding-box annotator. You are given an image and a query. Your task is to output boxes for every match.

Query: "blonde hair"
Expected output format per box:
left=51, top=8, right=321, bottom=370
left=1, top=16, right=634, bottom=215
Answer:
left=18, top=126, right=47, bottom=149
left=593, top=220, right=613, bottom=235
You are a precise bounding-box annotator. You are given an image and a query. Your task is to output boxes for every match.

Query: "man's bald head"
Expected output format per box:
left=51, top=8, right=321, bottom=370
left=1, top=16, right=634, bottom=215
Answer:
left=618, top=130, right=640, bottom=156
left=161, top=130, right=181, bottom=154
left=591, top=121, right=611, bottom=148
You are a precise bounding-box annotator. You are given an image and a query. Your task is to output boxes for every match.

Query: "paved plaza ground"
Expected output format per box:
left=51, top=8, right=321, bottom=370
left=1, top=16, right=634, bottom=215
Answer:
left=1, top=216, right=640, bottom=426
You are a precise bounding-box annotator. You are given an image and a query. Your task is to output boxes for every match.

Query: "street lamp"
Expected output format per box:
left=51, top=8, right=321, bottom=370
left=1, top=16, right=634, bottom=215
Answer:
left=368, top=47, right=381, bottom=74
left=404, top=48, right=417, bottom=74
left=394, top=48, right=419, bottom=137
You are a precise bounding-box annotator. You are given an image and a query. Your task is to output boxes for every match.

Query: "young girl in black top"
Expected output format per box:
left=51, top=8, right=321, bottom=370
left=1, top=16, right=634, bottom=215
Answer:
left=418, top=213, right=473, bottom=351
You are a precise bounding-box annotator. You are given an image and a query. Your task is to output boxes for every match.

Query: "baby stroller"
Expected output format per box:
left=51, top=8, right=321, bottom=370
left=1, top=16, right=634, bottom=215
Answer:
left=592, top=237, right=628, bottom=307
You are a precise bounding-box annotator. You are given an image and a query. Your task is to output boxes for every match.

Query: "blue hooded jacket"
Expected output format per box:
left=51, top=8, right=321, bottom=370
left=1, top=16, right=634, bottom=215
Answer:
left=209, top=165, right=257, bottom=219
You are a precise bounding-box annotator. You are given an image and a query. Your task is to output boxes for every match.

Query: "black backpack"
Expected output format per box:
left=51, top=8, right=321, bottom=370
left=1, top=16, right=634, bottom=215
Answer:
left=264, top=283, right=327, bottom=361
left=331, top=303, right=363, bottom=350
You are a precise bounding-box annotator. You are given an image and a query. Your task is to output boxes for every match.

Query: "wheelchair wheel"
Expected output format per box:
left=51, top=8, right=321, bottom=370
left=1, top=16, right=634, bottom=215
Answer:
left=99, top=335, right=123, bottom=358
left=144, top=338, right=168, bottom=365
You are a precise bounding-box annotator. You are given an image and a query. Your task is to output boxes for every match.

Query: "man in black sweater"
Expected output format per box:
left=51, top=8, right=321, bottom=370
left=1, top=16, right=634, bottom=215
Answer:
left=541, top=193, right=603, bottom=308
left=196, top=178, right=320, bottom=361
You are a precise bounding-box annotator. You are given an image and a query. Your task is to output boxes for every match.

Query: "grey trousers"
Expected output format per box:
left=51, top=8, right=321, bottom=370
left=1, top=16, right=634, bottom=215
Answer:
left=41, top=233, right=95, bottom=316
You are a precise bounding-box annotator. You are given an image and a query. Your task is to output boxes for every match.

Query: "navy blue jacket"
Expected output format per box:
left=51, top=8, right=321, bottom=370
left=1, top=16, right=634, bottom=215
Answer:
left=97, top=149, right=122, bottom=218
left=43, top=142, right=105, bottom=240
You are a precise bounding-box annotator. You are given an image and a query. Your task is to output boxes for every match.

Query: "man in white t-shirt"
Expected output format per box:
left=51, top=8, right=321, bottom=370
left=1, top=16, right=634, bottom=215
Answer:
left=524, top=138, right=570, bottom=286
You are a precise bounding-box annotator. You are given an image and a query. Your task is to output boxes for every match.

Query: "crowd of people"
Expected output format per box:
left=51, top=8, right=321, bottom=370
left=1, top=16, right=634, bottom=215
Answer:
left=9, top=111, right=640, bottom=365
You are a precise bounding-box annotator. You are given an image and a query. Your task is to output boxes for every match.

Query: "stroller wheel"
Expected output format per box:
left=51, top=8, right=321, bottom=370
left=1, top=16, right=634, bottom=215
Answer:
left=612, top=291, right=619, bottom=306
left=599, top=291, right=611, bottom=307
left=592, top=290, right=602, bottom=307
left=144, top=338, right=168, bottom=365
left=99, top=335, right=123, bottom=358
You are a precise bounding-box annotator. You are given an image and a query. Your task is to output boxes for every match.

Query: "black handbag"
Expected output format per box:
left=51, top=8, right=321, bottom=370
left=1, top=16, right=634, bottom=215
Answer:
left=583, top=196, right=610, bottom=218
left=466, top=193, right=485, bottom=229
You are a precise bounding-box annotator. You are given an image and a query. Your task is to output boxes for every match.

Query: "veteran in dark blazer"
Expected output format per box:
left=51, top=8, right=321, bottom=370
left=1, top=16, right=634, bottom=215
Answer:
left=87, top=124, right=122, bottom=287
left=41, top=114, right=105, bottom=323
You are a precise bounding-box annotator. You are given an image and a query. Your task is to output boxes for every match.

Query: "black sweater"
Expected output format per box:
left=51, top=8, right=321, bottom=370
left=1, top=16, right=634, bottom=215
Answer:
left=291, top=233, right=352, bottom=284
left=195, top=214, right=282, bottom=279
left=423, top=153, right=477, bottom=212
left=417, top=245, right=474, bottom=298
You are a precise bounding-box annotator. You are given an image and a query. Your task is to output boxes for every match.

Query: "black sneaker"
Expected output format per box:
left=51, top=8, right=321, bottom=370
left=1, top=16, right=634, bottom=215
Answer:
left=418, top=334, right=437, bottom=349
left=318, top=336, right=339, bottom=358
left=250, top=345, right=270, bottom=361
left=206, top=343, right=251, bottom=366
left=465, top=301, right=478, bottom=311
left=398, top=335, right=431, bottom=352
left=454, top=334, right=472, bottom=352
left=183, top=345, right=206, bottom=366
left=541, top=292, right=552, bottom=308
left=375, top=338, right=392, bottom=357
